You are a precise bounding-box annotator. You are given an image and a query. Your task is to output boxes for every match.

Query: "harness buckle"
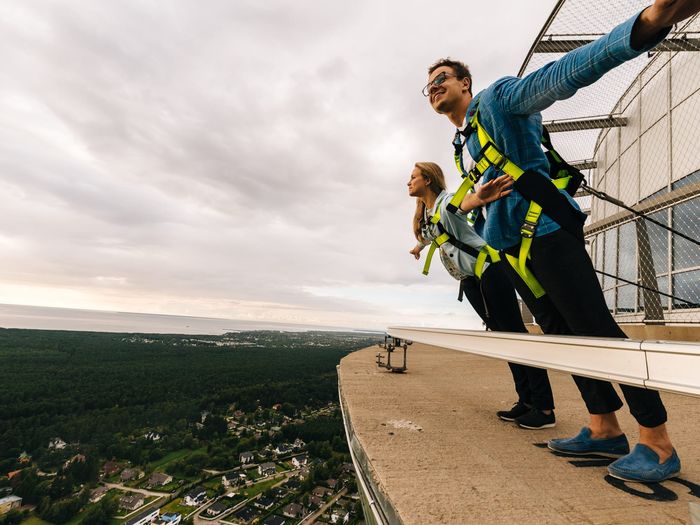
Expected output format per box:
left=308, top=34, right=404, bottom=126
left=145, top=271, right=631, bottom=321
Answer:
left=478, top=141, right=507, bottom=171
left=467, top=167, right=482, bottom=184
left=520, top=220, right=537, bottom=239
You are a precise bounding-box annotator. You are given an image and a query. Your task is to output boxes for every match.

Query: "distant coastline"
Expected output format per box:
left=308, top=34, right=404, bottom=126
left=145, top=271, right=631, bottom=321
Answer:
left=0, top=303, right=373, bottom=335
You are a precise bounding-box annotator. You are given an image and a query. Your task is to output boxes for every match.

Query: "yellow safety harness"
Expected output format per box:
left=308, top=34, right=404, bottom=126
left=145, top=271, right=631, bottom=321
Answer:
left=449, top=106, right=585, bottom=298
left=421, top=194, right=500, bottom=279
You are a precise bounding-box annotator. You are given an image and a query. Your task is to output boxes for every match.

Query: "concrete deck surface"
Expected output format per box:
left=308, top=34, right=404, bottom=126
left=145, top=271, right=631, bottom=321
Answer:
left=339, top=343, right=700, bottom=525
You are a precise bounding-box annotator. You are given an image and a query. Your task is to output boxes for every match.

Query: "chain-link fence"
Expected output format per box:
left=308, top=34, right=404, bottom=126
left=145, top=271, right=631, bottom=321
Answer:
left=519, top=0, right=700, bottom=324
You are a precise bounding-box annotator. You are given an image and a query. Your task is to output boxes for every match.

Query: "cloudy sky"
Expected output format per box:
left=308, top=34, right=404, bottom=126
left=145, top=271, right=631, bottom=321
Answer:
left=0, top=1, right=558, bottom=331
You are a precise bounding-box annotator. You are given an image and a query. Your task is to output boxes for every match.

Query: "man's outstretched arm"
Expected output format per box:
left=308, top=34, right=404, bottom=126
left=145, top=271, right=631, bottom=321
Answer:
left=498, top=0, right=700, bottom=116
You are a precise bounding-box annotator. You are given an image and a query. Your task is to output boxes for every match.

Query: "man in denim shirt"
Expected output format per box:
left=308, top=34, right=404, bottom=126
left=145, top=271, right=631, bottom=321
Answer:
left=423, top=0, right=700, bottom=482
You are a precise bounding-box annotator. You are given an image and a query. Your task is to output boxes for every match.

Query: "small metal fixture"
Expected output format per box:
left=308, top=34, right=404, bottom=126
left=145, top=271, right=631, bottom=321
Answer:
left=376, top=335, right=411, bottom=373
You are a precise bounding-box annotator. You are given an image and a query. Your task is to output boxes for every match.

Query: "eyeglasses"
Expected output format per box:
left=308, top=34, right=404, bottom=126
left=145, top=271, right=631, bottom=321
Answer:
left=422, top=72, right=457, bottom=97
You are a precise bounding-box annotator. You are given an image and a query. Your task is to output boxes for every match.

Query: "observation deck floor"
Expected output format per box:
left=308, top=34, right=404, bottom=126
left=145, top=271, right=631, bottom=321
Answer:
left=339, top=343, right=700, bottom=524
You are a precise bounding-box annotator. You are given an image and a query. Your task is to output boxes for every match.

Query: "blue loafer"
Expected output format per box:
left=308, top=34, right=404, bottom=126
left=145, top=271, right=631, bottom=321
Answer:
left=548, top=427, right=630, bottom=457
left=608, top=444, right=681, bottom=482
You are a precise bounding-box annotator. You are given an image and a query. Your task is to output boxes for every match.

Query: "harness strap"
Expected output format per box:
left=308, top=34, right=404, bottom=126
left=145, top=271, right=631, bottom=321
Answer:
left=504, top=253, right=546, bottom=298
left=517, top=177, right=571, bottom=276
left=446, top=129, right=491, bottom=214
left=467, top=110, right=587, bottom=296
left=421, top=232, right=450, bottom=275
left=474, top=245, right=500, bottom=279
left=422, top=195, right=493, bottom=277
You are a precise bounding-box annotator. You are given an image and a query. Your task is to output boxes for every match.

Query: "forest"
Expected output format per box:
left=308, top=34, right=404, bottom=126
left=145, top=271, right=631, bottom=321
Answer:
left=0, top=329, right=379, bottom=469
left=0, top=328, right=380, bottom=524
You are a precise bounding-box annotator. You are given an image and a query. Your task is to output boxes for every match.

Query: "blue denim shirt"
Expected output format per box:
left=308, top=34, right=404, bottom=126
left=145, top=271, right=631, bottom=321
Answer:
left=465, top=10, right=669, bottom=250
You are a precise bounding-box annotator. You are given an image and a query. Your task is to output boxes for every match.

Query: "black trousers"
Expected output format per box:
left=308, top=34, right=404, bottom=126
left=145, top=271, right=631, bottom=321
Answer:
left=503, top=228, right=667, bottom=428
left=461, top=261, right=554, bottom=410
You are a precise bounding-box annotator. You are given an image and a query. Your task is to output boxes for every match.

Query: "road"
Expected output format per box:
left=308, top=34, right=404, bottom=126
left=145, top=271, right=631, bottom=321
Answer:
left=103, top=482, right=171, bottom=498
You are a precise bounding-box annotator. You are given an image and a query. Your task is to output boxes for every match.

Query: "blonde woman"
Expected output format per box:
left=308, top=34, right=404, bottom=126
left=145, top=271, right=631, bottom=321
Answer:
left=408, top=161, right=555, bottom=429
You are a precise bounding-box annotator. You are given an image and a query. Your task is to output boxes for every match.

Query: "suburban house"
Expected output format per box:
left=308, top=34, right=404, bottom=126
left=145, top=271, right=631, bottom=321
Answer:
left=262, top=516, right=286, bottom=525
left=160, top=512, right=181, bottom=525
left=120, top=468, right=144, bottom=482
left=284, top=478, right=300, bottom=490
left=312, top=486, right=331, bottom=499
left=64, top=454, right=86, bottom=469
left=270, top=487, right=287, bottom=499
left=183, top=487, right=207, bottom=506
left=239, top=451, right=254, bottom=464
left=119, top=494, right=145, bottom=512
left=253, top=496, right=275, bottom=510
left=205, top=501, right=227, bottom=516
left=290, top=454, right=308, bottom=468
left=282, top=503, right=304, bottom=519
left=101, top=461, right=122, bottom=477
left=233, top=506, right=258, bottom=523
left=0, top=496, right=22, bottom=516
left=330, top=509, right=349, bottom=524
left=326, top=479, right=339, bottom=490
left=298, top=467, right=310, bottom=481
left=144, top=431, right=162, bottom=441
left=18, top=452, right=31, bottom=464
left=124, top=507, right=159, bottom=525
left=292, top=438, right=305, bottom=449
left=148, top=472, right=172, bottom=487
left=308, top=495, right=323, bottom=509
left=48, top=437, right=67, bottom=450
left=89, top=486, right=109, bottom=503
left=221, top=473, right=240, bottom=488
left=273, top=443, right=292, bottom=456
left=257, top=462, right=276, bottom=477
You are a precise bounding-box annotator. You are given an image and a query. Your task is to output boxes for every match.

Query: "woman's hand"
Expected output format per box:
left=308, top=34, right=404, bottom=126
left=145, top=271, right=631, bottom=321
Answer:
left=460, top=174, right=513, bottom=212
left=477, top=174, right=514, bottom=204
left=409, top=244, right=424, bottom=260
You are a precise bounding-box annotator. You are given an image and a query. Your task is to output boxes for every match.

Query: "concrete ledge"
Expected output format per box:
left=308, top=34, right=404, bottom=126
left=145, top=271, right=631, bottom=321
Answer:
left=338, top=343, right=700, bottom=525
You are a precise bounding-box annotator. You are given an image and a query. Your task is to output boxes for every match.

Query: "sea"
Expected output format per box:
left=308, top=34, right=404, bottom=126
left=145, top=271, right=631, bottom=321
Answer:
left=0, top=303, right=366, bottom=335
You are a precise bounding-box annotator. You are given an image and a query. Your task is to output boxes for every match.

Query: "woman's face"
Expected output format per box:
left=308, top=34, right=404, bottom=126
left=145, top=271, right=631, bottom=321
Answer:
left=407, top=167, right=429, bottom=198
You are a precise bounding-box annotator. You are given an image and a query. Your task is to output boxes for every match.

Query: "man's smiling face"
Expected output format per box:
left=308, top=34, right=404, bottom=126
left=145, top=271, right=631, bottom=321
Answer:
left=427, top=66, right=470, bottom=114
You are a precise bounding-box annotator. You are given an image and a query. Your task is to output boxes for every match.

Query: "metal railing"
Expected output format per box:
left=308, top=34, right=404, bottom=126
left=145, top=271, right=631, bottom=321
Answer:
left=387, top=327, right=700, bottom=397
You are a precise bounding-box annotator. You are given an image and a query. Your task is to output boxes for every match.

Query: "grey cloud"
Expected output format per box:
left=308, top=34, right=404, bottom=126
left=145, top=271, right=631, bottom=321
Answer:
left=0, top=0, right=557, bottom=328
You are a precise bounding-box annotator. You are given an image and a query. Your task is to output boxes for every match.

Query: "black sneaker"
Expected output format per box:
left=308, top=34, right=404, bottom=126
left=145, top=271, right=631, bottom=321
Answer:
left=496, top=402, right=530, bottom=422
left=515, top=408, right=556, bottom=429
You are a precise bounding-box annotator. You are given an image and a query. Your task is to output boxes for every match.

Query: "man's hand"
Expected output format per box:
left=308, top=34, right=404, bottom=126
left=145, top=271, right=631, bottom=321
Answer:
left=633, top=0, right=700, bottom=48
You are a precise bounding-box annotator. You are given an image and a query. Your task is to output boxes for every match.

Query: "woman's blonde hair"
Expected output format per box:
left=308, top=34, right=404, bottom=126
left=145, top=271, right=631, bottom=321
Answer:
left=412, top=162, right=447, bottom=243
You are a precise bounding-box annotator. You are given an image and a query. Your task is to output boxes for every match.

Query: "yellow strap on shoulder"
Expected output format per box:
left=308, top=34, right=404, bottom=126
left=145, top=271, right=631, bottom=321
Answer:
left=447, top=177, right=473, bottom=212
left=473, top=113, right=525, bottom=181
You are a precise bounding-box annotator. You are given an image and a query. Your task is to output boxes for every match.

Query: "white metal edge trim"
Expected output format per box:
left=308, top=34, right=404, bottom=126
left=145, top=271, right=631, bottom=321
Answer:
left=387, top=327, right=700, bottom=398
